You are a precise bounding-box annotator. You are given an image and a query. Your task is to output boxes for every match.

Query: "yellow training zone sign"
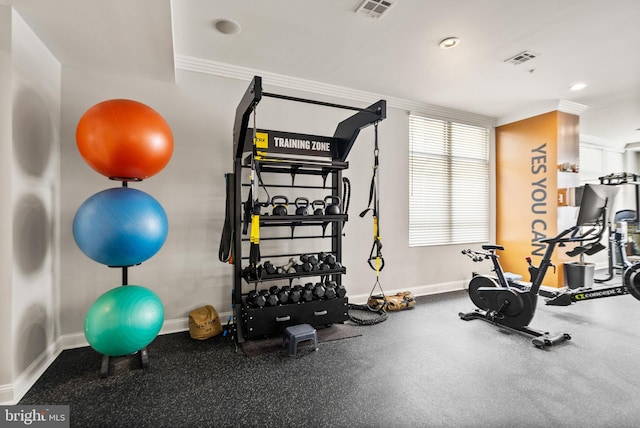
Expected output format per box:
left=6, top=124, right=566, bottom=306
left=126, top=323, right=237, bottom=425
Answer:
left=248, top=128, right=339, bottom=158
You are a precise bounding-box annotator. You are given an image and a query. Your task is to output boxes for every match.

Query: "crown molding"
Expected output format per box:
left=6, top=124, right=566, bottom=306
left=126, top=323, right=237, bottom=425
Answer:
left=496, top=99, right=589, bottom=127
left=581, top=136, right=625, bottom=152
left=175, top=55, right=497, bottom=128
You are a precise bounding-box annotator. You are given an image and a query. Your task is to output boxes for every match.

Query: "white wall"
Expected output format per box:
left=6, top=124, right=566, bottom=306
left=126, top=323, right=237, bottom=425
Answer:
left=0, top=5, right=14, bottom=404
left=58, top=67, right=492, bottom=342
left=60, top=70, right=243, bottom=337
left=0, top=8, right=61, bottom=404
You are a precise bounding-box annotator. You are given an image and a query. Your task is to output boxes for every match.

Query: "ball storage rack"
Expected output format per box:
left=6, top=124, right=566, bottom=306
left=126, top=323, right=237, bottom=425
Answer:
left=74, top=99, right=172, bottom=378
left=224, top=76, right=386, bottom=343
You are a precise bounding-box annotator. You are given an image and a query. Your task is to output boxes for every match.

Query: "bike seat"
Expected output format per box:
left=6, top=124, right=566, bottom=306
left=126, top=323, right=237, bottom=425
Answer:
left=481, top=244, right=504, bottom=251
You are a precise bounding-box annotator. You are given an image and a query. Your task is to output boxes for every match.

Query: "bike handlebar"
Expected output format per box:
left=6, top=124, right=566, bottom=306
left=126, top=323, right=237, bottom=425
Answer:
left=539, top=225, right=579, bottom=244
left=539, top=223, right=603, bottom=244
left=461, top=249, right=490, bottom=262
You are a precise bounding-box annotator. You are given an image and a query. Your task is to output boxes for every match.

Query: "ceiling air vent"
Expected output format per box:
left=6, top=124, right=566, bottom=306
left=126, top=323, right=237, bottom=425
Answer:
left=355, top=0, right=395, bottom=19
left=504, top=51, right=538, bottom=65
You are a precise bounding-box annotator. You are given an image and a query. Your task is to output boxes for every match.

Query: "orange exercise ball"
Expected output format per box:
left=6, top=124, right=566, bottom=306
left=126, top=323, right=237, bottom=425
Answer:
left=76, top=99, right=173, bottom=180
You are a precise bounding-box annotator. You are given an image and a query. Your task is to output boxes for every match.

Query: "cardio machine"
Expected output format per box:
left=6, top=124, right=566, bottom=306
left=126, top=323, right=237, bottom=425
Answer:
left=541, top=185, right=640, bottom=305
left=459, top=184, right=618, bottom=348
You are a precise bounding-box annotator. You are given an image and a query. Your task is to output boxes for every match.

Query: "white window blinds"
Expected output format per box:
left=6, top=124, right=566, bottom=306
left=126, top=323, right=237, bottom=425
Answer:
left=409, top=115, right=490, bottom=246
left=578, top=145, right=603, bottom=184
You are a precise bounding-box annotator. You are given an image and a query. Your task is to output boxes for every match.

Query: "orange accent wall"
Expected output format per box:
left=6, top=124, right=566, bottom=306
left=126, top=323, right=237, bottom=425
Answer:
left=496, top=111, right=579, bottom=288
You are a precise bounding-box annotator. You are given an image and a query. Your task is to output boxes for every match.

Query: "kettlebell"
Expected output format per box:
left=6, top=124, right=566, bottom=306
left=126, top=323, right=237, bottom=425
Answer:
left=324, top=195, right=342, bottom=215
left=312, top=199, right=325, bottom=215
left=271, top=195, right=288, bottom=216
left=295, top=197, right=311, bottom=215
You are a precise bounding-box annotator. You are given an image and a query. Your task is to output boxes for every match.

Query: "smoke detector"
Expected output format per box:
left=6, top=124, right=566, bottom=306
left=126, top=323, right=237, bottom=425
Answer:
left=504, top=51, right=539, bottom=66
left=355, top=0, right=395, bottom=19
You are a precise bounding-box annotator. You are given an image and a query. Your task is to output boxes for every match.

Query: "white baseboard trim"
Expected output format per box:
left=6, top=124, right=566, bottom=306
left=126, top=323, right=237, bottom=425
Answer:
left=11, top=316, right=211, bottom=404
left=0, top=383, right=14, bottom=405
left=160, top=317, right=190, bottom=335
left=57, top=314, right=236, bottom=350
left=5, top=340, right=64, bottom=405
left=347, top=280, right=465, bottom=305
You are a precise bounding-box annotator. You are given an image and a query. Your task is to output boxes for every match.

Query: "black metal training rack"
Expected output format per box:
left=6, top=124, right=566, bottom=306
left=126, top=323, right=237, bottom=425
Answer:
left=228, top=76, right=385, bottom=342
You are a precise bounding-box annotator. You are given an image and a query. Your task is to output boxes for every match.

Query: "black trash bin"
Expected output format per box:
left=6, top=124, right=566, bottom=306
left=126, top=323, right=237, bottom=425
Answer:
left=563, top=262, right=595, bottom=289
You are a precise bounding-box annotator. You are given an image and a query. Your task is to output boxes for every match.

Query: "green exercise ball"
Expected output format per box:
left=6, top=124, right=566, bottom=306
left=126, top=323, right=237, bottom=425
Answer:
left=84, top=285, right=164, bottom=357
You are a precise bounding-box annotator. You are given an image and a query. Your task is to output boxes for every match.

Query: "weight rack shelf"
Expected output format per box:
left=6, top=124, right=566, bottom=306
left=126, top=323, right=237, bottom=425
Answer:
left=259, top=214, right=348, bottom=224
left=242, top=154, right=349, bottom=171
left=228, top=75, right=385, bottom=342
left=243, top=267, right=347, bottom=284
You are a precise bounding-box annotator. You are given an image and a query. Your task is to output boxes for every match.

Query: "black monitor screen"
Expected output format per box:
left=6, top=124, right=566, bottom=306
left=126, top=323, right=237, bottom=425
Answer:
left=576, top=184, right=620, bottom=226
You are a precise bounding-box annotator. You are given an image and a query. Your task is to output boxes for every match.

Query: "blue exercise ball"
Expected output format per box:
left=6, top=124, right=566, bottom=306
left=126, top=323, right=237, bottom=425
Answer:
left=84, top=285, right=164, bottom=356
left=73, top=187, right=168, bottom=267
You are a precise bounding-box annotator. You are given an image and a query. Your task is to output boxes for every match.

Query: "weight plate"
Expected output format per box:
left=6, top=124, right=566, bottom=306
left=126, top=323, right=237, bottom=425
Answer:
left=624, top=262, right=640, bottom=301
left=468, top=275, right=498, bottom=311
left=494, top=289, right=524, bottom=317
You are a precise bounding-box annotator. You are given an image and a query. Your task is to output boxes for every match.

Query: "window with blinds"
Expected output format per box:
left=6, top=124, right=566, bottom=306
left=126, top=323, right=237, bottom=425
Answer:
left=578, top=145, right=604, bottom=184
left=409, top=115, right=490, bottom=246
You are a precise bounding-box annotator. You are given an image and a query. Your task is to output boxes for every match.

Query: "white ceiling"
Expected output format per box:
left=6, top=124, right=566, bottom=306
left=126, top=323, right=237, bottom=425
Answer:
left=6, top=0, right=640, bottom=148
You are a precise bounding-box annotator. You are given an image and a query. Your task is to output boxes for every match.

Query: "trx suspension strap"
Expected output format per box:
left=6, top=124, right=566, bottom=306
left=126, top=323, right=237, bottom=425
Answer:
left=359, top=121, right=386, bottom=309
left=218, top=172, right=235, bottom=263
left=248, top=108, right=262, bottom=279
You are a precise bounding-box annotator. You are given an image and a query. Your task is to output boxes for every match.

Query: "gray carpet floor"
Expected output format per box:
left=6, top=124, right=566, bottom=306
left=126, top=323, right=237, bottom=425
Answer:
left=19, top=280, right=640, bottom=428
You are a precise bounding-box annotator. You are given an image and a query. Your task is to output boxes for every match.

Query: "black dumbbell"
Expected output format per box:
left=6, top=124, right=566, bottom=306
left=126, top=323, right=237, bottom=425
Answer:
left=263, top=261, right=277, bottom=275
left=277, top=285, right=291, bottom=304
left=324, top=282, right=337, bottom=299
left=242, top=265, right=262, bottom=282
left=246, top=290, right=257, bottom=307
left=247, top=290, right=266, bottom=307
left=324, top=254, right=337, bottom=267
left=300, top=254, right=312, bottom=271
left=263, top=288, right=279, bottom=306
left=290, top=285, right=303, bottom=303
left=327, top=280, right=347, bottom=298
left=318, top=262, right=331, bottom=271
left=301, top=254, right=319, bottom=271
left=336, top=284, right=347, bottom=298
left=302, top=283, right=315, bottom=302
left=313, top=282, right=326, bottom=300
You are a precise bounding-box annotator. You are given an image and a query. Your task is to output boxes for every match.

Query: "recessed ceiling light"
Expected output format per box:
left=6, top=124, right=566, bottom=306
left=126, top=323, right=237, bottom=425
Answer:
left=570, top=82, right=587, bottom=91
left=213, top=19, right=241, bottom=35
left=439, top=37, right=460, bottom=49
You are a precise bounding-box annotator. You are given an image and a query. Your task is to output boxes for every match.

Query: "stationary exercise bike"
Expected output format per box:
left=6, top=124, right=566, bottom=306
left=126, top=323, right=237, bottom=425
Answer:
left=459, top=184, right=615, bottom=348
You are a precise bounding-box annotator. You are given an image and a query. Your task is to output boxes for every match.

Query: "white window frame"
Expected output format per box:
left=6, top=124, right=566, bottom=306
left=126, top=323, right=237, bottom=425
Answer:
left=409, top=115, right=490, bottom=246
